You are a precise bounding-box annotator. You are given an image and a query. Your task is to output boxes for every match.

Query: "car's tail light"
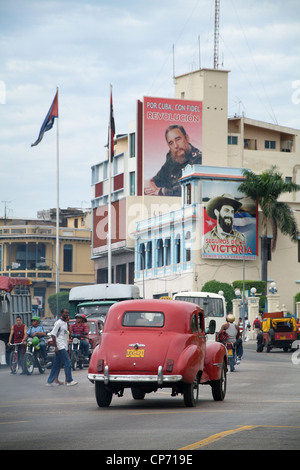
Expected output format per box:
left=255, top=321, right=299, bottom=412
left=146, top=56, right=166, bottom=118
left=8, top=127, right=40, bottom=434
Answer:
left=97, top=359, right=104, bottom=372
left=166, top=359, right=174, bottom=372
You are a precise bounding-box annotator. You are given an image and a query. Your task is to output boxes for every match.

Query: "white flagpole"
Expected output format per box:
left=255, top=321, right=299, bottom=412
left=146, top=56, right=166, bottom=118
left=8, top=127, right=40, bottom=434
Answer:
left=107, top=85, right=112, bottom=284
left=55, top=86, right=60, bottom=302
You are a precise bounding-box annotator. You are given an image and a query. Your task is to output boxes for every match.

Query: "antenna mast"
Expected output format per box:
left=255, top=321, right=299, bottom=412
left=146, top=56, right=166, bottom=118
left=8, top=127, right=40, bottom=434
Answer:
left=214, top=0, right=220, bottom=69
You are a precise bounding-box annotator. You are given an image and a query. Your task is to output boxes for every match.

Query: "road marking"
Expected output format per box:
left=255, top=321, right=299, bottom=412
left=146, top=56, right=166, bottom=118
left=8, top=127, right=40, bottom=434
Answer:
left=0, top=421, right=28, bottom=425
left=179, top=425, right=300, bottom=450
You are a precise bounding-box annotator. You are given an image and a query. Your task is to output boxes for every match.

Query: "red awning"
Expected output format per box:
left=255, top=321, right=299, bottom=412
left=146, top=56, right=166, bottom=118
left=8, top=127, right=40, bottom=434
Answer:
left=0, top=276, right=31, bottom=292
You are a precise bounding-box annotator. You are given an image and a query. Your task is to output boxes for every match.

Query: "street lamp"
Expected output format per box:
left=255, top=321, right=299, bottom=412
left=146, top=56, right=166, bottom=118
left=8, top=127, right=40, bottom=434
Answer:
left=250, top=287, right=257, bottom=297
left=269, top=282, right=277, bottom=295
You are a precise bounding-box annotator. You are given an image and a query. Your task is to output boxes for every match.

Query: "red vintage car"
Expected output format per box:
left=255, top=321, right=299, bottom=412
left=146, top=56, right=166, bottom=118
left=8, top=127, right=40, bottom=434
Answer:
left=88, top=299, right=227, bottom=408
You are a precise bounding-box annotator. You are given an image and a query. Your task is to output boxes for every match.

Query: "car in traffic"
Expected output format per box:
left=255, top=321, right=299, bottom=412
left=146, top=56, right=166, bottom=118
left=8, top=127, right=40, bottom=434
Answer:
left=88, top=299, right=228, bottom=408
left=259, top=314, right=297, bottom=352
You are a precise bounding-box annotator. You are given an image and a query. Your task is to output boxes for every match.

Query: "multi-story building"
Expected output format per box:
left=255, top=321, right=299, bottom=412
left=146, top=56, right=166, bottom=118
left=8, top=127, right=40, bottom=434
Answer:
left=0, top=208, right=94, bottom=316
left=91, top=68, right=300, bottom=312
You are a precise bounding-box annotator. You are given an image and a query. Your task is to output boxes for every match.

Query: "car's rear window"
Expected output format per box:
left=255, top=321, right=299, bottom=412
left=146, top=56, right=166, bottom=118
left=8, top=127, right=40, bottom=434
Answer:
left=122, top=311, right=164, bottom=327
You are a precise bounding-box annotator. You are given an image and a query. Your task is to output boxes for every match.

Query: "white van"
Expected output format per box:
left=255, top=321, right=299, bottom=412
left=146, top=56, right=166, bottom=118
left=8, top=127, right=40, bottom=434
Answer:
left=173, top=291, right=226, bottom=333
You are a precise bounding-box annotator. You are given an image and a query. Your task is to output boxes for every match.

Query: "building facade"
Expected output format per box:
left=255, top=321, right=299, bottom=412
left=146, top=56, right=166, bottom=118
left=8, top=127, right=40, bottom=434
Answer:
left=0, top=208, right=94, bottom=317
left=90, top=68, right=300, bottom=313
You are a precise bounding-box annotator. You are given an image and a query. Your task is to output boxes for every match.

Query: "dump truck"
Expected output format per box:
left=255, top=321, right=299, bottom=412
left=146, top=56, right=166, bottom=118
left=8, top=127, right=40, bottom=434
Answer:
left=0, top=276, right=33, bottom=364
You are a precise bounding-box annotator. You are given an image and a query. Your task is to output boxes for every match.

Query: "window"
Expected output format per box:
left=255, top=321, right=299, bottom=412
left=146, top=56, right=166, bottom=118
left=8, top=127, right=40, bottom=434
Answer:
left=138, top=243, right=145, bottom=270
left=129, top=171, right=135, bottom=195
left=164, top=238, right=171, bottom=266
left=265, top=140, right=276, bottom=149
left=122, top=311, right=164, bottom=327
left=63, top=244, right=73, bottom=272
left=116, top=264, right=126, bottom=283
left=129, top=133, right=136, bottom=158
left=146, top=241, right=152, bottom=269
left=157, top=239, right=164, bottom=267
left=175, top=236, right=181, bottom=263
left=228, top=136, right=238, bottom=145
left=186, top=183, right=192, bottom=205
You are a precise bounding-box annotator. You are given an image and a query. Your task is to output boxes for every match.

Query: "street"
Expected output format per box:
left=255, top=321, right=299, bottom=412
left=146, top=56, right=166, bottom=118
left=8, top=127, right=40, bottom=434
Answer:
left=1, top=341, right=300, bottom=451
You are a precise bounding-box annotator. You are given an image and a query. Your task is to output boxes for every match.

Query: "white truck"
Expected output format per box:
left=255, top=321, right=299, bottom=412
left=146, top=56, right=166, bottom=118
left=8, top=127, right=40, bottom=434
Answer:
left=68, top=283, right=140, bottom=319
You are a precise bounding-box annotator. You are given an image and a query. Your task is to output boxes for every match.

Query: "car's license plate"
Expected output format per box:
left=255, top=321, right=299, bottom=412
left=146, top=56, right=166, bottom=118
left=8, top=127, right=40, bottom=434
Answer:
left=227, top=349, right=233, bottom=357
left=281, top=336, right=286, bottom=340
left=126, top=349, right=145, bottom=358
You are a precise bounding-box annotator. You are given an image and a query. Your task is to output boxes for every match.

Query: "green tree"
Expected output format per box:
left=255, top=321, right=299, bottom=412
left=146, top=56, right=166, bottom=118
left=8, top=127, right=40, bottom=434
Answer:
left=201, top=280, right=235, bottom=313
left=48, top=291, right=70, bottom=317
left=239, top=166, right=300, bottom=291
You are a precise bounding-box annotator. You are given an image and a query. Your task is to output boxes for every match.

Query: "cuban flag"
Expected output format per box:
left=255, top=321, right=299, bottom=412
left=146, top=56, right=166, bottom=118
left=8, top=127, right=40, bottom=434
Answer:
left=31, top=90, right=58, bottom=147
left=108, top=87, right=115, bottom=162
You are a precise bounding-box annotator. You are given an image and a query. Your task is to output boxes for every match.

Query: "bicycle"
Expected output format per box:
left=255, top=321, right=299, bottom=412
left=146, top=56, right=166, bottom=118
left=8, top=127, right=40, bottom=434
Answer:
left=9, top=342, right=24, bottom=374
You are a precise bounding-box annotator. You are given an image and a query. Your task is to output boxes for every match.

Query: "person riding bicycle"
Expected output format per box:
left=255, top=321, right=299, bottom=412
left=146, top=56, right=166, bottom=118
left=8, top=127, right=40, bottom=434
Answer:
left=23, top=316, right=47, bottom=363
left=70, top=314, right=89, bottom=360
left=8, top=315, right=27, bottom=371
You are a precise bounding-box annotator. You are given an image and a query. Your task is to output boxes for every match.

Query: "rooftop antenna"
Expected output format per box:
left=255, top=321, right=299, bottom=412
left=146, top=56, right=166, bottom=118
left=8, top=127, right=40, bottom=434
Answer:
left=214, top=0, right=220, bottom=69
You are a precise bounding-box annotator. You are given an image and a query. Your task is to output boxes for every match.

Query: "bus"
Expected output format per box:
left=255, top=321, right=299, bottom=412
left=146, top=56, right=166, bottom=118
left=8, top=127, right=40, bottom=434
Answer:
left=68, top=283, right=140, bottom=319
left=173, top=291, right=227, bottom=333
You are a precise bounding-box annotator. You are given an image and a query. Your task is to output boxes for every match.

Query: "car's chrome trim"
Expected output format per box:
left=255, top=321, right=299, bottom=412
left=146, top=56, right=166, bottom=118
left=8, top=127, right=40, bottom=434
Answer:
left=88, top=367, right=182, bottom=384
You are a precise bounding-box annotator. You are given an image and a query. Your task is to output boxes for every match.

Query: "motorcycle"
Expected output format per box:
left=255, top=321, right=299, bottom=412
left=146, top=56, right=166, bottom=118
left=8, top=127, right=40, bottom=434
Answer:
left=70, top=334, right=90, bottom=370
left=225, top=341, right=237, bottom=372
left=217, top=330, right=237, bottom=372
left=23, top=337, right=46, bottom=375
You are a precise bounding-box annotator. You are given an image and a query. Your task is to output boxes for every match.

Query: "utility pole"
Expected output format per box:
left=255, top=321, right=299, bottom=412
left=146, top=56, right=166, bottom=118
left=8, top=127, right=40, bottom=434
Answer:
left=2, top=200, right=12, bottom=225
left=214, top=0, right=220, bottom=69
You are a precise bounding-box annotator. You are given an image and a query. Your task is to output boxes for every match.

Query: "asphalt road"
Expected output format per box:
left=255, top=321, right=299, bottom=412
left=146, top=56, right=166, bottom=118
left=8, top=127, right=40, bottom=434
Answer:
left=1, top=341, right=300, bottom=452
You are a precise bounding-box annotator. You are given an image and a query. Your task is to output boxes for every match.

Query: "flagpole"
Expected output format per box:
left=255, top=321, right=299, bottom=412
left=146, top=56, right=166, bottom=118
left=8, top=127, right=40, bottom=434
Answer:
left=55, top=86, right=60, bottom=303
left=107, top=85, right=112, bottom=284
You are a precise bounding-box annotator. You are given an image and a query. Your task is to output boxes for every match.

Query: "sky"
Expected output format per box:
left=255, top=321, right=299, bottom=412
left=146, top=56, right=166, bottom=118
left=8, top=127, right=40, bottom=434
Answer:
left=0, top=0, right=299, bottom=219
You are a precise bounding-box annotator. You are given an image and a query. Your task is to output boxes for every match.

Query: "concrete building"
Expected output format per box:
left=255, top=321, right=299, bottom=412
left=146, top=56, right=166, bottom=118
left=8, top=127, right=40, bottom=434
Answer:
left=90, top=68, right=300, bottom=313
left=0, top=208, right=94, bottom=316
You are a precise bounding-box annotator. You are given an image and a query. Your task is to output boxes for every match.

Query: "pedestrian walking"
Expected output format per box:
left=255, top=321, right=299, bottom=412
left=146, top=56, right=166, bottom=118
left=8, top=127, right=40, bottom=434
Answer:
left=46, top=308, right=78, bottom=387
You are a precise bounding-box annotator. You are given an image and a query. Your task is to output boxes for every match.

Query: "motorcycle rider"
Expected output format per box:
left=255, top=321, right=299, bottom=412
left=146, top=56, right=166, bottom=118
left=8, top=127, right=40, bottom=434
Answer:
left=70, top=314, right=89, bottom=360
left=219, top=314, right=241, bottom=370
left=23, top=316, right=47, bottom=364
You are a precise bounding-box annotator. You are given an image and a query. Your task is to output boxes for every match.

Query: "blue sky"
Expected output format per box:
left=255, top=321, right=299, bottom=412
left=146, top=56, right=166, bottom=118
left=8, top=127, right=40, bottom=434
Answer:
left=0, top=0, right=299, bottom=218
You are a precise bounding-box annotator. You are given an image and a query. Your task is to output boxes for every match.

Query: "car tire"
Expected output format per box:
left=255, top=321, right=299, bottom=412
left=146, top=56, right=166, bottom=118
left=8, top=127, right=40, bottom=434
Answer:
left=211, top=359, right=227, bottom=401
left=183, top=375, right=199, bottom=407
left=95, top=382, right=113, bottom=407
left=131, top=388, right=146, bottom=400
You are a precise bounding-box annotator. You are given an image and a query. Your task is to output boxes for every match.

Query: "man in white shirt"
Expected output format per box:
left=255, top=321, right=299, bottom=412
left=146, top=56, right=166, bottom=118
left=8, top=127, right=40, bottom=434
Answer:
left=46, top=308, right=78, bottom=387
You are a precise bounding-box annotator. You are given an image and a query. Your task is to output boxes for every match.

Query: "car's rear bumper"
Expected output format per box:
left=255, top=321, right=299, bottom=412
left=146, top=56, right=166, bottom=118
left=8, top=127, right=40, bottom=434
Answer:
left=88, top=365, right=182, bottom=385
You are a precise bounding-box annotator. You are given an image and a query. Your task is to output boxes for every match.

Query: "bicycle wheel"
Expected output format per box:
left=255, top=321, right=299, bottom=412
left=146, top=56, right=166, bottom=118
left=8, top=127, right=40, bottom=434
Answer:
left=23, top=352, right=34, bottom=375
left=9, top=351, right=19, bottom=374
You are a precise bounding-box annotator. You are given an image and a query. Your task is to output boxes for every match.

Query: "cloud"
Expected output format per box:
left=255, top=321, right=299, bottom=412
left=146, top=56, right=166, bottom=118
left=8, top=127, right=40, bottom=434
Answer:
left=0, top=0, right=299, bottom=218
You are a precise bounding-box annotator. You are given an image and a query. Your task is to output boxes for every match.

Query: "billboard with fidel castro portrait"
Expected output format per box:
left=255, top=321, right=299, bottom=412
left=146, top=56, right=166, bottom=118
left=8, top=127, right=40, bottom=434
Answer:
left=143, top=96, right=202, bottom=197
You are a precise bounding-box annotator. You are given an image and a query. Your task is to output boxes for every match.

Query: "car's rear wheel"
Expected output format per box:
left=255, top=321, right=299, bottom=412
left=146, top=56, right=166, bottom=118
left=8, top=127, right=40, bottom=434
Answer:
left=95, top=382, right=113, bottom=407
left=211, top=359, right=227, bottom=401
left=183, top=375, right=199, bottom=407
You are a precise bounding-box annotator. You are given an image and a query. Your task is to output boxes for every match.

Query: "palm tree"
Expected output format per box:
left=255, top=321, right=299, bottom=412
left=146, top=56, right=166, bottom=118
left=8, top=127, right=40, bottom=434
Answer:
left=238, top=166, right=300, bottom=292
